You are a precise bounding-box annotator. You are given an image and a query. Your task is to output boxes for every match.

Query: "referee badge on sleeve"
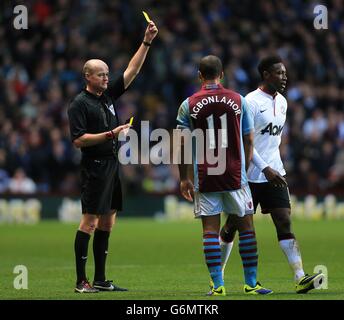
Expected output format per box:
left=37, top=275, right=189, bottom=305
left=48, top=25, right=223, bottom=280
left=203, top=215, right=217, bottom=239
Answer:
left=108, top=104, right=116, bottom=116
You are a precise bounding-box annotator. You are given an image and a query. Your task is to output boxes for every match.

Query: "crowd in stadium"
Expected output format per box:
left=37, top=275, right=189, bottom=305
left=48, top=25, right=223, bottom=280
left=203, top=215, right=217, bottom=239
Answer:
left=1, top=0, right=344, bottom=196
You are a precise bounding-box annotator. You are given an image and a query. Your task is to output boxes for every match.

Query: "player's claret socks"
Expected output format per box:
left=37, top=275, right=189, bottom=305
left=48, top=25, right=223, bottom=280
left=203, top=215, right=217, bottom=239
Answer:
left=203, top=232, right=224, bottom=289
left=239, top=230, right=258, bottom=287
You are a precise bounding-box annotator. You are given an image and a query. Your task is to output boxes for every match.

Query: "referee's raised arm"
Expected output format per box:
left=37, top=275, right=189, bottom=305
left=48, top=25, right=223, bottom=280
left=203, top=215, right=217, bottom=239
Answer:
left=123, top=21, right=158, bottom=89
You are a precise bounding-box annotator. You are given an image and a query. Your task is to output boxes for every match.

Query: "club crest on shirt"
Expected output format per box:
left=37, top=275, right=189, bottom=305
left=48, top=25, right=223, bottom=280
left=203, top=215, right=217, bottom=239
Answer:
left=247, top=201, right=253, bottom=210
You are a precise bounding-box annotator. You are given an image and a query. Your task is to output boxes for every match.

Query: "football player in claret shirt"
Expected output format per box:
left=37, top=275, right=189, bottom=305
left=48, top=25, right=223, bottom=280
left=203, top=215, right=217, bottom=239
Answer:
left=220, top=56, right=324, bottom=294
left=177, top=55, right=272, bottom=296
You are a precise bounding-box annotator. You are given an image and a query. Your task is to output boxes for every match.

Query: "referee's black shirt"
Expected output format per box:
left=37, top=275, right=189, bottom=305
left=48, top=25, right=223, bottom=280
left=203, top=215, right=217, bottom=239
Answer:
left=68, top=75, right=126, bottom=160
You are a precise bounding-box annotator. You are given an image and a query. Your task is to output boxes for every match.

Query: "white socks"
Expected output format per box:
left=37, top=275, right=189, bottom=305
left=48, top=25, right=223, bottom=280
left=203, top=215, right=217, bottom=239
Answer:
left=279, top=239, right=305, bottom=281
left=220, top=239, right=234, bottom=276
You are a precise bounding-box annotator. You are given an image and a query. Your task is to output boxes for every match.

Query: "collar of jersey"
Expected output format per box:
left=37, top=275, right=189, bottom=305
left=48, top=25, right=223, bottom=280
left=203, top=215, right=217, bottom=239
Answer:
left=201, top=83, right=224, bottom=90
left=83, top=88, right=104, bottom=99
left=258, top=87, right=278, bottom=99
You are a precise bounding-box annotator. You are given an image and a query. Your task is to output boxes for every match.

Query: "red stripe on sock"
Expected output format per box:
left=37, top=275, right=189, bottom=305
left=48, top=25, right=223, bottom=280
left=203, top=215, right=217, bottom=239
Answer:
left=203, top=242, right=220, bottom=246
left=242, top=255, right=258, bottom=261
left=204, top=249, right=221, bottom=253
left=206, top=255, right=221, bottom=260
left=203, top=233, right=219, bottom=239
left=239, top=231, right=255, bottom=236
left=207, top=262, right=221, bottom=268
left=239, top=248, right=257, bottom=254
left=239, top=235, right=256, bottom=240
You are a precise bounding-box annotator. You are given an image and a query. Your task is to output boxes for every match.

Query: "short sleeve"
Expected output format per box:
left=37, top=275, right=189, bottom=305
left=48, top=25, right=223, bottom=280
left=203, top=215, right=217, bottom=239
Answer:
left=245, top=94, right=259, bottom=119
left=105, top=74, right=126, bottom=100
left=67, top=100, right=87, bottom=141
left=241, top=96, right=254, bottom=135
left=176, top=99, right=191, bottom=129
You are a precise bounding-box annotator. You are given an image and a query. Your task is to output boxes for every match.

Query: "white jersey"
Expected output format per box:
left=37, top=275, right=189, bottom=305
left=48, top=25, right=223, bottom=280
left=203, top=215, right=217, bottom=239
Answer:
left=246, top=88, right=287, bottom=183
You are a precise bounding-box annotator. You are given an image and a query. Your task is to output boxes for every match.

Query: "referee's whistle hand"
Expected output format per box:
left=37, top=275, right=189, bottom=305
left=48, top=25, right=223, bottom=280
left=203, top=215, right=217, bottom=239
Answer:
left=111, top=124, right=131, bottom=137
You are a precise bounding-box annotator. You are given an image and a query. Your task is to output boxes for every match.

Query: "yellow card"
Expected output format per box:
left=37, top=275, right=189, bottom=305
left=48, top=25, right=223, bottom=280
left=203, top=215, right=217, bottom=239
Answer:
left=142, top=11, right=151, bottom=23
left=129, top=117, right=134, bottom=126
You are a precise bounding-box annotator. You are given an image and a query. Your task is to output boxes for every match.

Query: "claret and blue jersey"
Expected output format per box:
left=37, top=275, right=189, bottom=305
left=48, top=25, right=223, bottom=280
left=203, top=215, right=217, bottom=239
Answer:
left=177, top=83, right=253, bottom=193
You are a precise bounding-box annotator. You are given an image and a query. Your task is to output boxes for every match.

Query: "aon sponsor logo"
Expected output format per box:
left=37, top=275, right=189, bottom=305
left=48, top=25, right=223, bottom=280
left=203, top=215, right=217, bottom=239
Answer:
left=261, top=123, right=284, bottom=136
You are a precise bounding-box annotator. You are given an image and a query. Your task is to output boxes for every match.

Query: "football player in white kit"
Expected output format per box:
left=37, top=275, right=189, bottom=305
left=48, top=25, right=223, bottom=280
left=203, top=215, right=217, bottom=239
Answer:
left=218, top=56, right=324, bottom=294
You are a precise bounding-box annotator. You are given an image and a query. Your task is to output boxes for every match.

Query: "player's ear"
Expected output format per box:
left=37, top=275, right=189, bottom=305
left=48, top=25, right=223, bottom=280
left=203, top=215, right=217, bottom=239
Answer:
left=220, top=71, right=224, bottom=80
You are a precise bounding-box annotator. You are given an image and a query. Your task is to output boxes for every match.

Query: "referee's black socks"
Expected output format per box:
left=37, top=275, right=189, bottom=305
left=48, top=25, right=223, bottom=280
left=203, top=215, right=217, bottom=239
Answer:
left=93, top=229, right=110, bottom=282
left=74, top=230, right=91, bottom=284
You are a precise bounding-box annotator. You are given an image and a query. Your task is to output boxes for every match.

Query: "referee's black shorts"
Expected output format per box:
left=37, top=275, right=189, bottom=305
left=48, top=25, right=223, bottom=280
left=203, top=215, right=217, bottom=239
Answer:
left=80, top=158, right=122, bottom=215
left=248, top=181, right=291, bottom=214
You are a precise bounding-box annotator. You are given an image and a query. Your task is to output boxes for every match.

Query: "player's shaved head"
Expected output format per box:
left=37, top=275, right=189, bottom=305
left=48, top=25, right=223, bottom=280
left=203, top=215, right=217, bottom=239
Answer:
left=83, top=59, right=108, bottom=77
left=199, top=55, right=223, bottom=80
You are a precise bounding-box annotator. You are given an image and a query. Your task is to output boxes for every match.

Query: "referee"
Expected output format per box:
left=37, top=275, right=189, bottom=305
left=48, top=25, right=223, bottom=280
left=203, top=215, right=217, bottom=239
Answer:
left=68, top=21, right=158, bottom=293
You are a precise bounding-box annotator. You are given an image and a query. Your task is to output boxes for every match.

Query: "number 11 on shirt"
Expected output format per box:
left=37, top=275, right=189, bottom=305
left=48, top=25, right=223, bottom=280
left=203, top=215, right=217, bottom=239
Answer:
left=206, top=113, right=228, bottom=149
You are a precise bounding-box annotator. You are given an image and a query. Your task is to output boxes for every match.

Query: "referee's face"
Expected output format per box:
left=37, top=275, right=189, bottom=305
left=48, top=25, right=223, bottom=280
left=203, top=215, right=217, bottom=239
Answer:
left=86, top=61, right=109, bottom=93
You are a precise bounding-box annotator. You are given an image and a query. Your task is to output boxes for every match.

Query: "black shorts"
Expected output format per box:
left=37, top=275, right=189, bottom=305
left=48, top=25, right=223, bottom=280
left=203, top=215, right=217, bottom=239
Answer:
left=248, top=181, right=291, bottom=214
left=80, top=158, right=122, bottom=215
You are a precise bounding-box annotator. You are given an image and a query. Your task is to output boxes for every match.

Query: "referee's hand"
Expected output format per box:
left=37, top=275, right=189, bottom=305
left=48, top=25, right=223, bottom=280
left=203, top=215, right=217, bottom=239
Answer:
left=262, top=166, right=287, bottom=187
left=111, top=124, right=131, bottom=137
left=144, top=21, right=158, bottom=43
left=180, top=179, right=194, bottom=202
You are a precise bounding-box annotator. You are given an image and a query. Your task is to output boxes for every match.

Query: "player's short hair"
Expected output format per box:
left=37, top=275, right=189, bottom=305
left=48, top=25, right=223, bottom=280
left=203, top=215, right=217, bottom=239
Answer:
left=258, top=55, right=283, bottom=79
left=199, top=55, right=223, bottom=80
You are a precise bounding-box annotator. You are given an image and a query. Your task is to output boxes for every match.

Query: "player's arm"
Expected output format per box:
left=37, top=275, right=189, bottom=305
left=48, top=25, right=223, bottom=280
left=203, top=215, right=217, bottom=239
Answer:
left=123, top=21, right=158, bottom=89
left=176, top=99, right=194, bottom=202
left=241, top=96, right=254, bottom=172
left=243, top=131, right=253, bottom=172
left=178, top=134, right=194, bottom=202
left=252, top=148, right=286, bottom=185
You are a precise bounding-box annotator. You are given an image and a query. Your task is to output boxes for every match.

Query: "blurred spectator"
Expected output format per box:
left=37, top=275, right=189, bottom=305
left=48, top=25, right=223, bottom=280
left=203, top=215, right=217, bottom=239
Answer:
left=8, top=168, right=37, bottom=194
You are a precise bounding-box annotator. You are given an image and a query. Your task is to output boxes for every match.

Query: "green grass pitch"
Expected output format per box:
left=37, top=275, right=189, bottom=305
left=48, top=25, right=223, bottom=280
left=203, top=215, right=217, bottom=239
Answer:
left=0, top=218, right=342, bottom=300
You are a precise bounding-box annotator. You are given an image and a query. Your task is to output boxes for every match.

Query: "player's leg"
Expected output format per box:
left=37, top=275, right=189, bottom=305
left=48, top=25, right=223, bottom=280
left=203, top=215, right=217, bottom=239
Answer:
left=74, top=213, right=99, bottom=293
left=270, top=207, right=305, bottom=280
left=261, top=180, right=324, bottom=293
left=219, top=215, right=237, bottom=276
left=224, top=185, right=272, bottom=294
left=235, top=214, right=272, bottom=294
left=236, top=214, right=257, bottom=288
left=194, top=191, right=225, bottom=295
left=270, top=207, right=324, bottom=293
left=201, top=214, right=225, bottom=295
left=258, top=181, right=304, bottom=281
